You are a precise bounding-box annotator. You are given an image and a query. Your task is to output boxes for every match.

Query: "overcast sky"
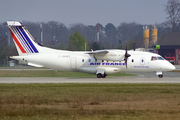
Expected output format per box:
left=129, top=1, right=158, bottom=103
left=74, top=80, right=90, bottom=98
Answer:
left=0, top=0, right=168, bottom=27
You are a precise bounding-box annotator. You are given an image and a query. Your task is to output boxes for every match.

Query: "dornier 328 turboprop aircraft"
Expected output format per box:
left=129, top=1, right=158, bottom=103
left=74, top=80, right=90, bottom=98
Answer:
left=7, top=21, right=175, bottom=78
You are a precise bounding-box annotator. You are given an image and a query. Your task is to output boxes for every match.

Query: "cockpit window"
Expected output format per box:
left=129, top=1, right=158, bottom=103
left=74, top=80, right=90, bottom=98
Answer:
left=151, top=56, right=158, bottom=61
left=157, top=57, right=164, bottom=60
left=151, top=56, right=165, bottom=61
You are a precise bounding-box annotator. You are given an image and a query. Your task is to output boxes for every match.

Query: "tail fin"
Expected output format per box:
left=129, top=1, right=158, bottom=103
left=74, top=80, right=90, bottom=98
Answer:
left=7, top=21, right=40, bottom=56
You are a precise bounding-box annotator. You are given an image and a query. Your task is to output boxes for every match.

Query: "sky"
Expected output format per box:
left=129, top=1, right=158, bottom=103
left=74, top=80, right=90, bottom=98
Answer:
left=0, top=0, right=168, bottom=27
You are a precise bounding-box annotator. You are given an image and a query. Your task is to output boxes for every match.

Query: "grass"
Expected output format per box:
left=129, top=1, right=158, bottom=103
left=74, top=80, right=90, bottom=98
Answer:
left=0, top=83, right=180, bottom=120
left=172, top=70, right=180, bottom=72
left=0, top=70, right=135, bottom=77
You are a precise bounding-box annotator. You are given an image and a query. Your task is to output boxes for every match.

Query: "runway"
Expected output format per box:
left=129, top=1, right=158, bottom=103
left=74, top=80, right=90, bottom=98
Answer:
left=0, top=72, right=179, bottom=84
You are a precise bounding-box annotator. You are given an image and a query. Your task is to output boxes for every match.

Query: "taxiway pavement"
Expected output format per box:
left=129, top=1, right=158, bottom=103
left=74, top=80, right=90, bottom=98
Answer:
left=0, top=72, right=179, bottom=84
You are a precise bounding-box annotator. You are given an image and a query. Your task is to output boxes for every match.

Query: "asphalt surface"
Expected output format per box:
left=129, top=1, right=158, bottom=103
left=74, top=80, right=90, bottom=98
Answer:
left=0, top=71, right=179, bottom=84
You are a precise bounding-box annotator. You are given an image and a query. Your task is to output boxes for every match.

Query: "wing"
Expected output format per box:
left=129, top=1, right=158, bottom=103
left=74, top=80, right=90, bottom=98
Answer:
left=85, top=50, right=124, bottom=61
left=85, top=50, right=109, bottom=54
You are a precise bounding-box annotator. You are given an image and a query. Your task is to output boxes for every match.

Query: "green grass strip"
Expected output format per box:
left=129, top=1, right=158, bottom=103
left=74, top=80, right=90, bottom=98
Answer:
left=0, top=70, right=135, bottom=77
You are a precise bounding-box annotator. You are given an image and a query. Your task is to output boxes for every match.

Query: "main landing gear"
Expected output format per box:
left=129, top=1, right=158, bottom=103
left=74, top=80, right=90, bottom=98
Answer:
left=97, top=73, right=107, bottom=78
left=158, top=74, right=163, bottom=78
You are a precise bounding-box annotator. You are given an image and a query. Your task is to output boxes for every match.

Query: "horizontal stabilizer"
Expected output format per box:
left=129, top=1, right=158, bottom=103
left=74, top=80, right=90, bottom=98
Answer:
left=27, top=63, right=44, bottom=67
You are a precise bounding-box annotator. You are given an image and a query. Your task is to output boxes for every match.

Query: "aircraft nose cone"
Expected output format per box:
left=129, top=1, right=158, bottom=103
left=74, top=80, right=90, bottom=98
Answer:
left=162, top=61, right=176, bottom=71
left=170, top=64, right=176, bottom=71
left=166, top=63, right=176, bottom=71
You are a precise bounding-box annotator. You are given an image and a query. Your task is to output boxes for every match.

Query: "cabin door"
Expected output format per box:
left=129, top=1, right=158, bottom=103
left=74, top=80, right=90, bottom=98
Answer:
left=71, top=57, right=77, bottom=69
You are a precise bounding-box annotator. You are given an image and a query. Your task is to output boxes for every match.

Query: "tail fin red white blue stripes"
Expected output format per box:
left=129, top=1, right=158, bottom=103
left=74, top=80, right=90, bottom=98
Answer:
left=7, top=21, right=39, bottom=55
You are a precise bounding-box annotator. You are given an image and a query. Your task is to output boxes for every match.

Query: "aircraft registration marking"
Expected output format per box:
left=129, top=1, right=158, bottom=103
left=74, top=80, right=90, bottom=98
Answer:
left=58, top=55, right=70, bottom=58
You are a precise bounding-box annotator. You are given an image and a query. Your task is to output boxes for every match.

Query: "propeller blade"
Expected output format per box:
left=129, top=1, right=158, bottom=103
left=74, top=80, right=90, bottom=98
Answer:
left=124, top=46, right=131, bottom=68
left=125, top=57, right=127, bottom=68
left=133, top=41, right=136, bottom=51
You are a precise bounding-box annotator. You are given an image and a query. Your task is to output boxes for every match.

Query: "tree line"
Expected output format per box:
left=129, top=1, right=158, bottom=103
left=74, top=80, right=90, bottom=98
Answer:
left=0, top=22, right=163, bottom=49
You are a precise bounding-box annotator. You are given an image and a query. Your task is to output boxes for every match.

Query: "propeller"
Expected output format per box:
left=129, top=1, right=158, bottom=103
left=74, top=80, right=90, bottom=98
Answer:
left=124, top=46, right=131, bottom=68
left=133, top=41, right=136, bottom=51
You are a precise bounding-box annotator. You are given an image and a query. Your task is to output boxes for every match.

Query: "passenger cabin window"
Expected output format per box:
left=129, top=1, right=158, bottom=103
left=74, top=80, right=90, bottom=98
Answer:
left=132, top=59, right=134, bottom=62
left=82, top=59, right=84, bottom=62
left=89, top=59, right=91, bottom=62
left=151, top=56, right=158, bottom=61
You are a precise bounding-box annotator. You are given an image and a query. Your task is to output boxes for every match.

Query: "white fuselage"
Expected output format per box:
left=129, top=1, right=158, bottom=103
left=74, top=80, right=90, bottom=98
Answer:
left=11, top=49, right=175, bottom=75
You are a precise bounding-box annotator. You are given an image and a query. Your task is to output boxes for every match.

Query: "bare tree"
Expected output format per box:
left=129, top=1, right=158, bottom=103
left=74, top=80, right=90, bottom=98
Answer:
left=164, top=0, right=180, bottom=32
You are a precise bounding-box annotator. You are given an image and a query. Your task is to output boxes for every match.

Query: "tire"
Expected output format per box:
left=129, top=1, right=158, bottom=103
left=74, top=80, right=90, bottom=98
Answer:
left=158, top=74, right=163, bottom=78
left=102, top=74, right=107, bottom=78
left=97, top=73, right=102, bottom=78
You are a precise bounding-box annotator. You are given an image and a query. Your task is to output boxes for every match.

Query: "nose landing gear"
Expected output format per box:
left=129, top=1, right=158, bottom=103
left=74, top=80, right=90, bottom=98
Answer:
left=156, top=72, right=163, bottom=78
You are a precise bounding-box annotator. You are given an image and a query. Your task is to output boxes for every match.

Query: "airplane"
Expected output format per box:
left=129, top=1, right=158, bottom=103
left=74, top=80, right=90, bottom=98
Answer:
left=7, top=21, right=176, bottom=78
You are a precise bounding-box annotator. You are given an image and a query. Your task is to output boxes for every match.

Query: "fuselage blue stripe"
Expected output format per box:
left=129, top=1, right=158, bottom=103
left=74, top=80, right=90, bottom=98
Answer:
left=16, top=27, right=34, bottom=53
left=19, top=27, right=38, bottom=53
